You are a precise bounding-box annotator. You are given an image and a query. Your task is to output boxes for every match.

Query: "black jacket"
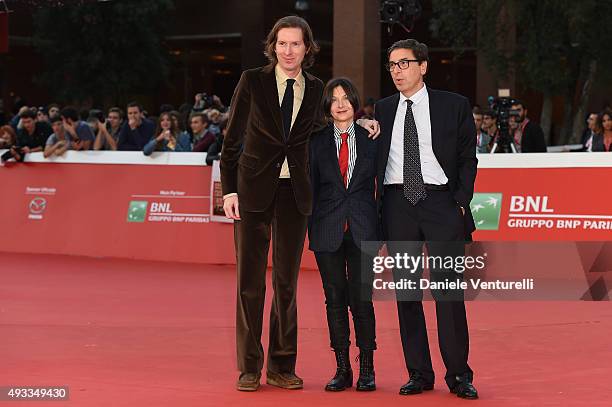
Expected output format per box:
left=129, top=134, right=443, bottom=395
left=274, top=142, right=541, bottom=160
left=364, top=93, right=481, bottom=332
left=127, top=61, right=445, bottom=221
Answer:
left=374, top=87, right=478, bottom=240
left=308, top=123, right=379, bottom=252
left=520, top=121, right=547, bottom=153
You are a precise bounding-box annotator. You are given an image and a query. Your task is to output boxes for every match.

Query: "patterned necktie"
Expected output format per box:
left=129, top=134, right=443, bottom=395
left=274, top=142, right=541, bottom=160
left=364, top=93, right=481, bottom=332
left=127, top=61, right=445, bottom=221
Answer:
left=403, top=99, right=427, bottom=204
left=280, top=78, right=295, bottom=140
left=339, top=132, right=349, bottom=188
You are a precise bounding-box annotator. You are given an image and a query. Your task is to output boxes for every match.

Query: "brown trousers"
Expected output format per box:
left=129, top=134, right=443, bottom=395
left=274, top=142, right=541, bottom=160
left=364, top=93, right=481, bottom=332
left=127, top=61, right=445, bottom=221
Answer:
left=235, top=180, right=308, bottom=374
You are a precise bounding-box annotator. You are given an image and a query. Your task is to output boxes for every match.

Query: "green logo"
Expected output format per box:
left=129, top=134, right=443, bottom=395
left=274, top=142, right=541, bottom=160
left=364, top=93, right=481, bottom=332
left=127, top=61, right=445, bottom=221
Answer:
left=470, top=193, right=502, bottom=230
left=127, top=201, right=148, bottom=223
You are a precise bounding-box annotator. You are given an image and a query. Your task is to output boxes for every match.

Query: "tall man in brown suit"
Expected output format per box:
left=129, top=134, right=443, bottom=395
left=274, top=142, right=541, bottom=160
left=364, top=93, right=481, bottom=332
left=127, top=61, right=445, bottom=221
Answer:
left=221, top=16, right=378, bottom=392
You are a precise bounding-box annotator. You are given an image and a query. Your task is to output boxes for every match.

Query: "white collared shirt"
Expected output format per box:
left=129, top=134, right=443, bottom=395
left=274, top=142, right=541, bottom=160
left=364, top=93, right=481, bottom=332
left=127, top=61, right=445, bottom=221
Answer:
left=384, top=84, right=448, bottom=185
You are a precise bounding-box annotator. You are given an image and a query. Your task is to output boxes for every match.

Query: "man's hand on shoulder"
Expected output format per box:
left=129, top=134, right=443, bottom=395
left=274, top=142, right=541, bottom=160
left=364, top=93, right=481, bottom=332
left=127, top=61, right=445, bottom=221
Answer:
left=356, top=118, right=381, bottom=139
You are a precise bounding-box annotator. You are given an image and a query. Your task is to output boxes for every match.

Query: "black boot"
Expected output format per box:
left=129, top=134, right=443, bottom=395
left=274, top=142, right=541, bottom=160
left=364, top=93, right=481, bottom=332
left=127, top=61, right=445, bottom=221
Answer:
left=356, top=349, right=376, bottom=391
left=325, top=349, right=353, bottom=391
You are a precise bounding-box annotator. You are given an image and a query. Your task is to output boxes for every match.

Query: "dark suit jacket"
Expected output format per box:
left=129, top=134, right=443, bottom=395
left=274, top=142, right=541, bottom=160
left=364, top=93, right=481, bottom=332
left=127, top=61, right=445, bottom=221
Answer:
left=308, top=123, right=379, bottom=252
left=520, top=121, right=547, bottom=153
left=374, top=87, right=478, bottom=240
left=591, top=134, right=612, bottom=152
left=220, top=66, right=325, bottom=215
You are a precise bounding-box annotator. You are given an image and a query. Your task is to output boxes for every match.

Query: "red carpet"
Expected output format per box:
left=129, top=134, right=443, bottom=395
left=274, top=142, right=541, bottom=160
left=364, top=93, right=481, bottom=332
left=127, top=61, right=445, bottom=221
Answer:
left=1, top=252, right=611, bottom=406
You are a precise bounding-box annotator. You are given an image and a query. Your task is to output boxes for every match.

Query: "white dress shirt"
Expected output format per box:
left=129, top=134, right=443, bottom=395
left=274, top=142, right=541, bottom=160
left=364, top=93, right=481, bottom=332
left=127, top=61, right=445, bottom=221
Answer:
left=384, top=84, right=448, bottom=186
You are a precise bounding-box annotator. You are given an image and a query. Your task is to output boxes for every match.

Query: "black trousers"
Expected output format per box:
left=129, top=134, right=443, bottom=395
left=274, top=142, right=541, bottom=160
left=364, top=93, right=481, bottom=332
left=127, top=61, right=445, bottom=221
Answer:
left=234, top=180, right=308, bottom=374
left=314, top=231, right=376, bottom=352
left=382, top=187, right=472, bottom=389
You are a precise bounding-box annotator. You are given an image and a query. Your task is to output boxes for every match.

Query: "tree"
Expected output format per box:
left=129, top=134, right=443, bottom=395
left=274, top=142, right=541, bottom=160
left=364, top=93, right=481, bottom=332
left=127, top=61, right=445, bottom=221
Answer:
left=431, top=0, right=612, bottom=145
left=31, top=0, right=174, bottom=107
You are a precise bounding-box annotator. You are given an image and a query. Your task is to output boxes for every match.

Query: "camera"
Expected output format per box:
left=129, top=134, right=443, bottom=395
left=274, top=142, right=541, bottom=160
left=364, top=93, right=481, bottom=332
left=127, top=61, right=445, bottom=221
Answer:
left=1, top=146, right=27, bottom=163
left=488, top=96, right=520, bottom=153
left=380, top=0, right=422, bottom=33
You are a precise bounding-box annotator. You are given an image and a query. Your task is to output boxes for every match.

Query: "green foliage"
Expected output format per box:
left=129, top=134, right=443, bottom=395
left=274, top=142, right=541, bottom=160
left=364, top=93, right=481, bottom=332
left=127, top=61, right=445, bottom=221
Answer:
left=431, top=0, right=612, bottom=94
left=32, top=0, right=174, bottom=105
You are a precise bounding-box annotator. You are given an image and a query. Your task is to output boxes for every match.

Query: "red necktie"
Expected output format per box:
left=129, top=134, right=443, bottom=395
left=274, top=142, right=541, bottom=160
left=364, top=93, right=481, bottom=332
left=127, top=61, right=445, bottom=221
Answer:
left=339, top=132, right=349, bottom=188
left=339, top=132, right=349, bottom=231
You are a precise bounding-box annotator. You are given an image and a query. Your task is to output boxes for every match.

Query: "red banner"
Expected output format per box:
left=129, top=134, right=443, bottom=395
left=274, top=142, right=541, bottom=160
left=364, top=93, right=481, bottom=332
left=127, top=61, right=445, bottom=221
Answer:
left=0, top=152, right=611, bottom=267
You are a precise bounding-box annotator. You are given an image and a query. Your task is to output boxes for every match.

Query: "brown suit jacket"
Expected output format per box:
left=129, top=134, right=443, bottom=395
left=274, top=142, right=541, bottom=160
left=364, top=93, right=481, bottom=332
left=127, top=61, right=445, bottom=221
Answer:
left=220, top=65, right=325, bottom=215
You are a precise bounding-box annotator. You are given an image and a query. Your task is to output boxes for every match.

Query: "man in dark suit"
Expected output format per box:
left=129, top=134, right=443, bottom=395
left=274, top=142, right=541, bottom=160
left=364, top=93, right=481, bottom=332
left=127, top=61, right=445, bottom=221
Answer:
left=221, top=16, right=379, bottom=392
left=510, top=101, right=547, bottom=152
left=375, top=39, right=479, bottom=399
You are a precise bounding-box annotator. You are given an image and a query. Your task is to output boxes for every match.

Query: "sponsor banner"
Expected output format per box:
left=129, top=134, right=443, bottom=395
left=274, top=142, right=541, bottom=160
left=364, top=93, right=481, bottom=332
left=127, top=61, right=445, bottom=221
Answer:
left=472, top=168, right=612, bottom=240
left=0, top=152, right=611, bottom=266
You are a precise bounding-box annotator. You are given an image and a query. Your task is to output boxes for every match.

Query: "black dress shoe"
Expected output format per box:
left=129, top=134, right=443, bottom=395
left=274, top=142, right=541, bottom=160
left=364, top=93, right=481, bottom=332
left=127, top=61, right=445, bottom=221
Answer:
left=451, top=381, right=479, bottom=399
left=399, top=374, right=434, bottom=395
left=325, top=349, right=353, bottom=391
left=355, top=349, right=376, bottom=391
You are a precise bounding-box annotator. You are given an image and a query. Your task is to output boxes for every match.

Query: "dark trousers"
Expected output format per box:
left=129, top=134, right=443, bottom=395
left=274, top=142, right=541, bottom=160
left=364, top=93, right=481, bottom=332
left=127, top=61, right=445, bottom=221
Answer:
left=314, top=231, right=376, bottom=352
left=382, top=187, right=472, bottom=389
left=234, top=179, right=308, bottom=374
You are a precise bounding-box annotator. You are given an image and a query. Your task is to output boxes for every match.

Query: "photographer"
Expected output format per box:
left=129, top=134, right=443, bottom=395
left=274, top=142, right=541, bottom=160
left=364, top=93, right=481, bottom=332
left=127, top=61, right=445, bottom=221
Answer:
left=44, top=115, right=72, bottom=158
left=1, top=109, right=51, bottom=163
left=193, top=92, right=226, bottom=113
left=93, top=107, right=123, bottom=151
left=0, top=125, right=16, bottom=149
left=510, top=100, right=546, bottom=153
left=0, top=125, right=17, bottom=162
left=60, top=107, right=95, bottom=151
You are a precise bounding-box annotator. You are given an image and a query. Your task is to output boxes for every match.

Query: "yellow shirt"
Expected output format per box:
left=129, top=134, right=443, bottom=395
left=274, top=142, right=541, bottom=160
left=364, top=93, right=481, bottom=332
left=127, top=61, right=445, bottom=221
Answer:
left=275, top=64, right=305, bottom=178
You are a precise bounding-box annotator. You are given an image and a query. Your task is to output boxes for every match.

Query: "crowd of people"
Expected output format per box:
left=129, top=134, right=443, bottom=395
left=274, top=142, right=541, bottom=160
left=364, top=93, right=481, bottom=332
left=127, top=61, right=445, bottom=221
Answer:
left=472, top=103, right=612, bottom=154
left=0, top=93, right=229, bottom=165
left=2, top=91, right=611, bottom=165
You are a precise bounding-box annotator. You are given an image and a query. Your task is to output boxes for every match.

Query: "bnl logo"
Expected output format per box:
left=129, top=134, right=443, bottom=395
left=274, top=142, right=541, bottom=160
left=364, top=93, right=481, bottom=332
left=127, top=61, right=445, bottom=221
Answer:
left=470, top=193, right=502, bottom=230
left=127, top=201, right=148, bottom=223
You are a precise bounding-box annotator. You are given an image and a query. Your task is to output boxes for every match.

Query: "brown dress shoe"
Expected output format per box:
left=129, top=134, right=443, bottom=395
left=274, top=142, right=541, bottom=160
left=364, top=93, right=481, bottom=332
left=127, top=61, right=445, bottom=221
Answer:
left=236, top=372, right=261, bottom=391
left=266, top=371, right=304, bottom=389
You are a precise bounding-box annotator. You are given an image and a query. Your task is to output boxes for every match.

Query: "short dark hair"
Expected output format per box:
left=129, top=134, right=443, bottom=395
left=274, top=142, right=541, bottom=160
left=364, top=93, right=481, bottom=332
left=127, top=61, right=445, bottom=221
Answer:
left=159, top=104, right=174, bottom=114
left=126, top=101, right=143, bottom=112
left=108, top=107, right=124, bottom=118
left=19, top=108, right=37, bottom=120
left=263, top=15, right=320, bottom=70
left=49, top=114, right=63, bottom=124
left=60, top=106, right=79, bottom=122
left=321, top=77, right=361, bottom=119
left=387, top=39, right=429, bottom=63
left=472, top=106, right=483, bottom=116
left=483, top=109, right=497, bottom=119
left=190, top=112, right=208, bottom=124
left=512, top=100, right=526, bottom=110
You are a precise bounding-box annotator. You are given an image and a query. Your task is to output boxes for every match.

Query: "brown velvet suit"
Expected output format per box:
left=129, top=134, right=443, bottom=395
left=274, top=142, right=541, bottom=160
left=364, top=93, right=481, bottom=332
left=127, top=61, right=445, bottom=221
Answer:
left=220, top=65, right=325, bottom=374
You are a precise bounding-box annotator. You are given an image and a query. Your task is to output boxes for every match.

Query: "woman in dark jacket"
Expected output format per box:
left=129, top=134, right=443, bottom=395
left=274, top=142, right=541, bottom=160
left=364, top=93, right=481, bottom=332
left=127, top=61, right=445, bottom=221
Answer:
left=309, top=77, right=378, bottom=392
left=592, top=109, right=612, bottom=152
